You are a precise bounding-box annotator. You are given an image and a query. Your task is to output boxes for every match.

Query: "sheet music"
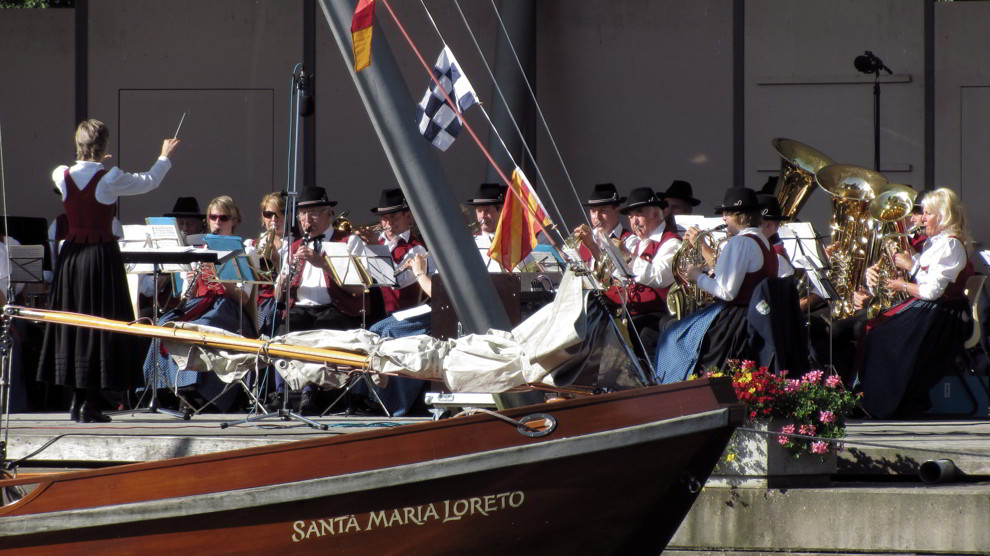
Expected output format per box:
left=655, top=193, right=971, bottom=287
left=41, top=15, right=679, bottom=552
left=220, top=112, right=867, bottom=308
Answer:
left=674, top=215, right=724, bottom=231
left=120, top=224, right=190, bottom=273
left=590, top=228, right=633, bottom=279
left=779, top=222, right=827, bottom=271
left=362, top=244, right=400, bottom=288
left=324, top=241, right=371, bottom=287
left=6, top=244, right=44, bottom=283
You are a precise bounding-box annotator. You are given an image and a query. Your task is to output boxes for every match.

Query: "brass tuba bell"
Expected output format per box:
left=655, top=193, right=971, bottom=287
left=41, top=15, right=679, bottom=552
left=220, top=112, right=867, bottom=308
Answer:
left=772, top=138, right=837, bottom=220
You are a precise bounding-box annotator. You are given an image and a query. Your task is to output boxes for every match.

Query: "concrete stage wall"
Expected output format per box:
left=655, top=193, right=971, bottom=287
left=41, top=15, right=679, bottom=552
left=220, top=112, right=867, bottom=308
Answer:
left=0, top=0, right=987, bottom=245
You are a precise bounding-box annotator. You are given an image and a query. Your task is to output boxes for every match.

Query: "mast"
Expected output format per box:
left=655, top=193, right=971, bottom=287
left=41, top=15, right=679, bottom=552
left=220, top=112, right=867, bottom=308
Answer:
left=316, top=0, right=511, bottom=336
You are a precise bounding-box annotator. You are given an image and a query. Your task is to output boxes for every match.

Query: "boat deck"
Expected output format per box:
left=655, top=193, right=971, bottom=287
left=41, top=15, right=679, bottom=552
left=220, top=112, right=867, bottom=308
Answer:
left=1, top=411, right=431, bottom=469
left=2, top=412, right=988, bottom=475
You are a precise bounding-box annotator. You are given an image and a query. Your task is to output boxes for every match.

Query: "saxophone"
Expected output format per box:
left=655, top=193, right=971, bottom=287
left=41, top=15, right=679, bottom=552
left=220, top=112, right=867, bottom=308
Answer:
left=666, top=225, right=727, bottom=320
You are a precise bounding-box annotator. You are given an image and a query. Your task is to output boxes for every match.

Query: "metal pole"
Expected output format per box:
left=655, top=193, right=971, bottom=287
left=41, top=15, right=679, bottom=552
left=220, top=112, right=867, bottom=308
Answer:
left=316, top=0, right=512, bottom=336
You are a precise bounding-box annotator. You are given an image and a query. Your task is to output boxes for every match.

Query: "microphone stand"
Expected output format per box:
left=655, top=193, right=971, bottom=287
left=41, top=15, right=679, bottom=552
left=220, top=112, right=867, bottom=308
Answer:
left=223, top=64, right=327, bottom=431
left=873, top=68, right=881, bottom=171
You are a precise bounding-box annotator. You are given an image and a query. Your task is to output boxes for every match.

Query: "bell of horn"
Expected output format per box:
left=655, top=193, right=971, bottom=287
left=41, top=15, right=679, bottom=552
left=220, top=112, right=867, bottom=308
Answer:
left=771, top=138, right=837, bottom=219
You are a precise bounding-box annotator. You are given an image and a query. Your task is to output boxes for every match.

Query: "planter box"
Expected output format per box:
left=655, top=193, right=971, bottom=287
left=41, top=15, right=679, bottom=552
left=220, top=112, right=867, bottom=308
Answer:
left=707, top=420, right=837, bottom=488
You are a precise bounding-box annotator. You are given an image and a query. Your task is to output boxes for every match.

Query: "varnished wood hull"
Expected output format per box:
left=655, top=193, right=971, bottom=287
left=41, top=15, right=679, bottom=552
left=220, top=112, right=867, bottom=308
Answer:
left=0, top=379, right=743, bottom=555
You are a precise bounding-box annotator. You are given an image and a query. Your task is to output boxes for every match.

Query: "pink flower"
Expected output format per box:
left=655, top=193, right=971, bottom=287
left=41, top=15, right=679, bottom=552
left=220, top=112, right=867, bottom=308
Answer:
left=784, top=379, right=801, bottom=393
left=799, top=424, right=817, bottom=436
left=801, top=370, right=824, bottom=384
left=741, top=360, right=756, bottom=370
left=811, top=441, right=829, bottom=454
left=819, top=410, right=836, bottom=424
left=778, top=423, right=795, bottom=445
left=824, top=375, right=842, bottom=388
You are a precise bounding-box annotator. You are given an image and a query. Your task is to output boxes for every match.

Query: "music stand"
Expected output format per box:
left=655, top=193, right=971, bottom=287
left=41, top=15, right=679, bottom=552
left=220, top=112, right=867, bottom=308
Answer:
left=780, top=222, right=837, bottom=372
left=113, top=248, right=227, bottom=420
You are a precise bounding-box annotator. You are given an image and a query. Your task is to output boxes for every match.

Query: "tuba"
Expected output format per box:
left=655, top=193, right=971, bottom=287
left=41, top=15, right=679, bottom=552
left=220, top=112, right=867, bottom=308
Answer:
left=771, top=138, right=837, bottom=220
left=815, top=164, right=889, bottom=319
left=865, top=184, right=917, bottom=318
left=666, top=225, right=727, bottom=320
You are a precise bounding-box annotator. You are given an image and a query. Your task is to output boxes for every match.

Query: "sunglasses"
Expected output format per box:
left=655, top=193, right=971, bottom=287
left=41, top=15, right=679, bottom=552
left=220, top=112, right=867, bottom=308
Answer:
left=208, top=214, right=232, bottom=222
left=262, top=211, right=282, bottom=219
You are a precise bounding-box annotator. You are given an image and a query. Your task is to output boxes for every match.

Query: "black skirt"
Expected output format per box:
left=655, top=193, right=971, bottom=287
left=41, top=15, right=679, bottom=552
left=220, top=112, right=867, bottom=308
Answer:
left=696, top=304, right=753, bottom=372
left=37, top=241, right=145, bottom=390
left=858, top=298, right=969, bottom=418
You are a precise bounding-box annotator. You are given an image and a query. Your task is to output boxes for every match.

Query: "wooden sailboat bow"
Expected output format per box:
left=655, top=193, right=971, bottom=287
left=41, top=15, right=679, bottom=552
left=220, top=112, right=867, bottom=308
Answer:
left=2, top=305, right=369, bottom=368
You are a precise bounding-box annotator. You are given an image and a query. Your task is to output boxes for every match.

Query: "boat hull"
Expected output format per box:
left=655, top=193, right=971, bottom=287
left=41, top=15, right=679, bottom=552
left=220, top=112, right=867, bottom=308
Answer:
left=0, top=379, right=742, bottom=555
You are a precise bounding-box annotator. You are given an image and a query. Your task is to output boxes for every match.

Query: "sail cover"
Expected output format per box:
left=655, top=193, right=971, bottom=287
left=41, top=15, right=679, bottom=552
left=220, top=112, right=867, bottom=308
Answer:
left=163, top=270, right=649, bottom=393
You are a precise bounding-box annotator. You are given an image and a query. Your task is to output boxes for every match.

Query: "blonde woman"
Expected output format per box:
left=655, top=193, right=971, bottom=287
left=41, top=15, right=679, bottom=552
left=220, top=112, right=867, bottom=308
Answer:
left=37, top=119, right=180, bottom=423
left=143, top=195, right=253, bottom=413
left=858, top=187, right=975, bottom=418
left=244, top=191, right=288, bottom=335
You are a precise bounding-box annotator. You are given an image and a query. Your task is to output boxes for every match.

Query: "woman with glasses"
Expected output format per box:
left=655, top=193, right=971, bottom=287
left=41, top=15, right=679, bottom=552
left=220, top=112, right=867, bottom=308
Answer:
left=37, top=119, right=180, bottom=423
left=244, top=192, right=289, bottom=336
left=142, top=195, right=255, bottom=413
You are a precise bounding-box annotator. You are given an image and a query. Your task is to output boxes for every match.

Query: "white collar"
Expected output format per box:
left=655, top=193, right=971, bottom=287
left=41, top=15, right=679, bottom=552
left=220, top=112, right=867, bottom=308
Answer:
left=609, top=222, right=625, bottom=239
left=646, top=219, right=669, bottom=243
left=381, top=229, right=411, bottom=246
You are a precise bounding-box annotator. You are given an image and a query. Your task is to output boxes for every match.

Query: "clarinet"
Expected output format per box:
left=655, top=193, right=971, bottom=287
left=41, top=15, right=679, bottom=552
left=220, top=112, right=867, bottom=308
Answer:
left=180, top=263, right=204, bottom=301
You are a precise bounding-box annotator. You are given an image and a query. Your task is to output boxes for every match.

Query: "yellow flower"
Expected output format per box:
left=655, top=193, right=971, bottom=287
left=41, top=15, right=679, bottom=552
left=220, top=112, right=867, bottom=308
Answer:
left=725, top=452, right=736, bottom=462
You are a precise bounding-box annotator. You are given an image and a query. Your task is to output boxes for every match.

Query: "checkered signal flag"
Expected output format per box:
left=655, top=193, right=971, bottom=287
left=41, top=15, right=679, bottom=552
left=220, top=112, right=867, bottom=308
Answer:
left=416, top=46, right=479, bottom=151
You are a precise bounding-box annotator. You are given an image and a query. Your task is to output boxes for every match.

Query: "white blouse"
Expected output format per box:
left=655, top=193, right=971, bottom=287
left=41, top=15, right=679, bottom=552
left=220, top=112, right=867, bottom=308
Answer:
left=911, top=232, right=967, bottom=300
left=696, top=227, right=770, bottom=302
left=52, top=158, right=172, bottom=205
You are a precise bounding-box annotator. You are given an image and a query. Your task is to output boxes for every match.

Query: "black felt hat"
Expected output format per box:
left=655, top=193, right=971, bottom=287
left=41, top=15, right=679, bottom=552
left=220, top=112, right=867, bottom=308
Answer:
left=660, top=180, right=701, bottom=206
left=757, top=194, right=788, bottom=221
left=760, top=175, right=779, bottom=195
left=465, top=183, right=507, bottom=206
left=370, top=188, right=410, bottom=215
left=912, top=190, right=926, bottom=214
left=296, top=186, right=338, bottom=208
left=164, top=197, right=204, bottom=218
left=714, top=187, right=762, bottom=213
left=583, top=183, right=627, bottom=207
left=619, top=187, right=667, bottom=215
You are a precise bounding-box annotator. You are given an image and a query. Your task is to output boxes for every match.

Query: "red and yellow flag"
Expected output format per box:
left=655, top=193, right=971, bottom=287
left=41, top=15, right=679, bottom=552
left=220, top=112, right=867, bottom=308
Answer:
left=489, top=168, right=552, bottom=272
left=351, top=0, right=376, bottom=72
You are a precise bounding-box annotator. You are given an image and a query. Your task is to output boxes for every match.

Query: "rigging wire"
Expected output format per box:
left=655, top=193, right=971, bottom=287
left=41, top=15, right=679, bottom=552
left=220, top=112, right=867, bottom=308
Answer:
left=449, top=0, right=575, bottom=236
left=378, top=0, right=558, bottom=246
left=487, top=0, right=587, bottom=228
left=411, top=0, right=651, bottom=376
left=0, top=120, right=11, bottom=458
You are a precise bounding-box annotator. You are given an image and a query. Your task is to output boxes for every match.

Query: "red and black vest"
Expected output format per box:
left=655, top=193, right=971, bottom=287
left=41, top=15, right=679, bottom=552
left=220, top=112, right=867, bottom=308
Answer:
left=381, top=235, right=426, bottom=314
left=288, top=230, right=363, bottom=316
left=729, top=233, right=778, bottom=307
left=579, top=227, right=634, bottom=265
left=63, top=169, right=115, bottom=244
left=910, top=233, right=928, bottom=253
left=768, top=233, right=790, bottom=261
left=605, top=229, right=680, bottom=315
left=923, top=237, right=974, bottom=301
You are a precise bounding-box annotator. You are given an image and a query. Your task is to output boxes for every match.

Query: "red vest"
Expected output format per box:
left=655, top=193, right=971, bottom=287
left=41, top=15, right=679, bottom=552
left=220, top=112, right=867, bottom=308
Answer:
left=910, top=234, right=928, bottom=253
left=605, top=229, right=680, bottom=315
left=579, top=227, right=634, bottom=265
left=381, top=235, right=426, bottom=314
left=288, top=230, right=363, bottom=316
left=191, top=260, right=226, bottom=298
left=63, top=169, right=115, bottom=243
left=729, top=234, right=778, bottom=307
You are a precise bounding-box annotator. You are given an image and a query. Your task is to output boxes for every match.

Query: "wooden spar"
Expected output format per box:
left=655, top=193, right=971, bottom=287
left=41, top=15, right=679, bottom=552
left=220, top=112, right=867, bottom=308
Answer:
left=3, top=305, right=369, bottom=368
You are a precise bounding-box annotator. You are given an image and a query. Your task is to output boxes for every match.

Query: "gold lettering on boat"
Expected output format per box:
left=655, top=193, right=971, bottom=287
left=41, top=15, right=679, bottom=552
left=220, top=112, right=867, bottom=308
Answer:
left=290, top=490, right=526, bottom=543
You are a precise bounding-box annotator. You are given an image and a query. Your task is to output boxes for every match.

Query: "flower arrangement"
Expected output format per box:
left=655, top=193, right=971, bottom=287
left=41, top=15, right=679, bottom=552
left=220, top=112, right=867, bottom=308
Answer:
left=694, top=360, right=861, bottom=456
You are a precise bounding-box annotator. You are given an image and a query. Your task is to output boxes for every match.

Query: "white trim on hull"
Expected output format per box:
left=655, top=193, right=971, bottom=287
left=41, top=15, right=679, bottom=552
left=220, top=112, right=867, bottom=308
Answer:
left=1, top=408, right=730, bottom=537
